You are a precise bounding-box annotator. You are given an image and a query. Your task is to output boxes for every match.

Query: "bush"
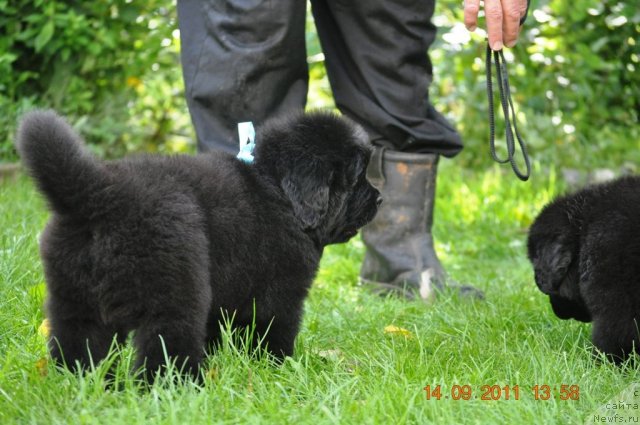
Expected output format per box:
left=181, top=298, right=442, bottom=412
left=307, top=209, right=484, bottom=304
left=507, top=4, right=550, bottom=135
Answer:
left=0, top=0, right=192, bottom=162
left=2, top=0, right=637, bottom=170
left=431, top=0, right=639, bottom=170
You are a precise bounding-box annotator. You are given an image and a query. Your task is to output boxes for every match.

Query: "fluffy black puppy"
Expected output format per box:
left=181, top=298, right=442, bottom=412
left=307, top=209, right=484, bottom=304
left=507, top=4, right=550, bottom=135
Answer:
left=17, top=110, right=380, bottom=380
left=527, top=176, right=640, bottom=362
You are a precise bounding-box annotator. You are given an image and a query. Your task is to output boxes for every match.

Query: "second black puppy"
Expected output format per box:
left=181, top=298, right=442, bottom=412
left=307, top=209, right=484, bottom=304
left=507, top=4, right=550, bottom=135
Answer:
left=527, top=176, right=640, bottom=362
left=17, top=110, right=380, bottom=380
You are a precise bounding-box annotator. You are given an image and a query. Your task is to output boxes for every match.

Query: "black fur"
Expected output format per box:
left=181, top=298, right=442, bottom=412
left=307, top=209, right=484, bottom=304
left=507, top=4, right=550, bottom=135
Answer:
left=527, top=176, right=640, bottom=362
left=16, top=110, right=380, bottom=380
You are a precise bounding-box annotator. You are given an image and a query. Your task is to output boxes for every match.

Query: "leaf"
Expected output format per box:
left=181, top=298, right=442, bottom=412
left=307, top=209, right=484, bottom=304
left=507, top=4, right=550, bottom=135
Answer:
left=34, top=20, right=54, bottom=53
left=126, top=76, right=142, bottom=89
left=206, top=367, right=219, bottom=381
left=0, top=53, right=17, bottom=66
left=38, top=318, right=51, bottom=338
left=383, top=325, right=414, bottom=339
left=35, top=357, right=48, bottom=377
left=317, top=349, right=344, bottom=362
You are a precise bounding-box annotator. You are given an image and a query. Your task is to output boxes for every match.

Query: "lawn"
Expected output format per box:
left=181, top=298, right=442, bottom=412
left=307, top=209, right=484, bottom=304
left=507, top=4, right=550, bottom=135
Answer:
left=1, top=160, right=637, bottom=424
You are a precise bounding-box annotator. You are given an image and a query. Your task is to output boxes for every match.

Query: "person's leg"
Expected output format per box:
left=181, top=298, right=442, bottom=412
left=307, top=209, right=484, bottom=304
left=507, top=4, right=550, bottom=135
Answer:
left=309, top=0, right=462, bottom=155
left=311, top=0, right=482, bottom=299
left=178, top=0, right=308, bottom=153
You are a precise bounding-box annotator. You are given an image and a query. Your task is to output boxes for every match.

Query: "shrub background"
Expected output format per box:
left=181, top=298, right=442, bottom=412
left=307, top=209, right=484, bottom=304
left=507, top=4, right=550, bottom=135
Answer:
left=0, top=0, right=189, bottom=160
left=0, top=0, right=638, bottom=168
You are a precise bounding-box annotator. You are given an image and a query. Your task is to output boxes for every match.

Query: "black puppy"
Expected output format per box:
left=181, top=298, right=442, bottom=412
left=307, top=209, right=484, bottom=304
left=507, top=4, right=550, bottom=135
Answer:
left=527, top=176, right=640, bottom=362
left=17, top=110, right=380, bottom=380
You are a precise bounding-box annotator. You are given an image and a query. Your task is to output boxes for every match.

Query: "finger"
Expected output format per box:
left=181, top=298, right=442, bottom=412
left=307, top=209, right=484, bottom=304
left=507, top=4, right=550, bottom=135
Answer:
left=518, top=0, right=529, bottom=20
left=464, top=0, right=481, bottom=31
left=502, top=0, right=523, bottom=48
left=484, top=0, right=504, bottom=50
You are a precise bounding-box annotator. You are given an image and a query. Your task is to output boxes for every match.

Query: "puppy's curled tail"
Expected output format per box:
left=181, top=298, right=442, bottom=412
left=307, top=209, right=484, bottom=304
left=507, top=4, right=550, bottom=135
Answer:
left=16, top=110, right=110, bottom=217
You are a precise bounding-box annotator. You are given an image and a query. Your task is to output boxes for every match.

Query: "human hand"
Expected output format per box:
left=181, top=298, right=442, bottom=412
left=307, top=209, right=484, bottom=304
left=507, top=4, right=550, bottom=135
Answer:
left=464, top=0, right=529, bottom=51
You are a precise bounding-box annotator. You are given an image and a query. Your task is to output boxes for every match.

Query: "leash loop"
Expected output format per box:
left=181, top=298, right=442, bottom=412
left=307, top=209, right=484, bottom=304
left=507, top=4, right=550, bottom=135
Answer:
left=485, top=0, right=532, bottom=181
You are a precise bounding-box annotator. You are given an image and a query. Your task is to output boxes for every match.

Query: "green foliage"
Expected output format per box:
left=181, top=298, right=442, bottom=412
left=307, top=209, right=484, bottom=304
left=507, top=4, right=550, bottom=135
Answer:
left=0, top=0, right=192, bottom=161
left=432, top=0, right=640, bottom=170
left=305, top=11, right=335, bottom=110
left=1, top=0, right=638, bottom=170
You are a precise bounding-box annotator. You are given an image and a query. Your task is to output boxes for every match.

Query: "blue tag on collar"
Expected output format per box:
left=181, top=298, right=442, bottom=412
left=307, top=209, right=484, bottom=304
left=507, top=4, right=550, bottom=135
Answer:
left=237, top=122, right=255, bottom=164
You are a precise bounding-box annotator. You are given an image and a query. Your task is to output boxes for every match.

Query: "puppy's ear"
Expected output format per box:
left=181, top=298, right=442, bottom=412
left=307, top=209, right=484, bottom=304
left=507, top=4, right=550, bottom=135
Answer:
left=546, top=237, right=573, bottom=280
left=346, top=152, right=366, bottom=186
left=282, top=161, right=334, bottom=230
left=533, top=236, right=574, bottom=294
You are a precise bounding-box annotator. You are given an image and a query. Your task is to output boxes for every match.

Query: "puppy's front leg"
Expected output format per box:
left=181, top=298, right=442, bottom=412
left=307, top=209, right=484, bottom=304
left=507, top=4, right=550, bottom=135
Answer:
left=257, top=317, right=300, bottom=363
left=591, top=316, right=640, bottom=363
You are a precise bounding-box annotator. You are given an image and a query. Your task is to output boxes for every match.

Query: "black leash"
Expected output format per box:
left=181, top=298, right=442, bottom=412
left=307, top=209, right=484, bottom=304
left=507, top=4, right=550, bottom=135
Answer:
left=486, top=1, right=532, bottom=181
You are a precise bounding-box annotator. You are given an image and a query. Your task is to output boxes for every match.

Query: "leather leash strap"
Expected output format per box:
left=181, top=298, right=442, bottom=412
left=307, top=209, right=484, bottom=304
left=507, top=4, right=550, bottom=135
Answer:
left=486, top=0, right=532, bottom=181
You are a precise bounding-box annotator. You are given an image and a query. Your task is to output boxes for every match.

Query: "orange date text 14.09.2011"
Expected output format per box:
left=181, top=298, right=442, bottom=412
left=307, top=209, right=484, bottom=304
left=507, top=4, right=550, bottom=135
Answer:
left=423, top=385, right=580, bottom=401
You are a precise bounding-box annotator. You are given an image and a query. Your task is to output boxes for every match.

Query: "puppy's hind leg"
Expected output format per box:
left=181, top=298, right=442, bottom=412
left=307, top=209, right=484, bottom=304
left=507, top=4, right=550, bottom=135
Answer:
left=47, top=295, right=125, bottom=373
left=129, top=199, right=212, bottom=383
left=131, top=264, right=212, bottom=384
left=132, top=311, right=209, bottom=383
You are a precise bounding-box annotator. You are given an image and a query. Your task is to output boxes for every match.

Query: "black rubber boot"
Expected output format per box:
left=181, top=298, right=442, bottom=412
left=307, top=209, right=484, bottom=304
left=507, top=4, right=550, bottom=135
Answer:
left=360, top=148, right=484, bottom=301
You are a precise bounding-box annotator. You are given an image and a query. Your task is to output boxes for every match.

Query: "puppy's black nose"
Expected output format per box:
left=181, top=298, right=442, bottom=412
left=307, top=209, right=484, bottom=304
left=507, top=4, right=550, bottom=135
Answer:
left=376, top=196, right=383, bottom=207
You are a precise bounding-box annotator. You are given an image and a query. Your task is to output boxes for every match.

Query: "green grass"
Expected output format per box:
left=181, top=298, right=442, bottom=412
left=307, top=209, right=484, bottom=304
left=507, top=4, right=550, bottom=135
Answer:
left=0, top=162, right=637, bottom=425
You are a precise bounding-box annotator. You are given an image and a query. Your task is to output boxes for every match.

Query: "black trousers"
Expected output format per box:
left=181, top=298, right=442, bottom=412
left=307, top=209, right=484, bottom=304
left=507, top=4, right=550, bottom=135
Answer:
left=177, top=0, right=463, bottom=156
